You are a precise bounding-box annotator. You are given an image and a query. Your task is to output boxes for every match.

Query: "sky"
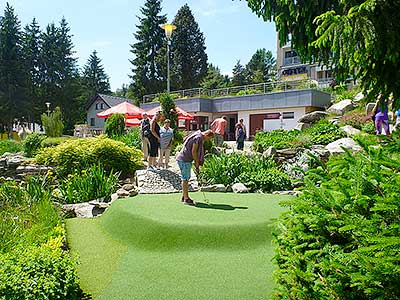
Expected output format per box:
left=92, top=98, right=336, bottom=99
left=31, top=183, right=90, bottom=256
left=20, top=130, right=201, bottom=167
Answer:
left=3, top=0, right=277, bottom=91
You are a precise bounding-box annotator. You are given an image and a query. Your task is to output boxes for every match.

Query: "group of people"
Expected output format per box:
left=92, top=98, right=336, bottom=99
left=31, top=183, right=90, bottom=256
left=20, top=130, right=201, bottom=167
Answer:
left=140, top=113, right=248, bottom=206
left=371, top=94, right=400, bottom=136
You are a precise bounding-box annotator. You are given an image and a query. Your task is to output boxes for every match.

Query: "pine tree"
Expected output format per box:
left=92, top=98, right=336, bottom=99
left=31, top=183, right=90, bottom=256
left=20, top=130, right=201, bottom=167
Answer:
left=0, top=3, right=29, bottom=136
left=171, top=4, right=207, bottom=90
left=246, top=49, right=276, bottom=84
left=82, top=50, right=110, bottom=100
left=232, top=60, right=248, bottom=86
left=129, top=0, right=166, bottom=101
left=200, top=64, right=229, bottom=89
left=21, top=18, right=41, bottom=127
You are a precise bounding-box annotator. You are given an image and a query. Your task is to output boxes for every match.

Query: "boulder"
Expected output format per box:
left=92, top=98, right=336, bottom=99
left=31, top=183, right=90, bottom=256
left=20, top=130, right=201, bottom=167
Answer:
left=325, top=138, right=362, bottom=155
left=116, top=188, right=130, bottom=198
left=122, top=183, right=136, bottom=191
left=62, top=203, right=97, bottom=218
left=231, top=183, right=249, bottom=193
left=277, top=148, right=298, bottom=157
left=340, top=125, right=361, bottom=136
left=111, top=193, right=119, bottom=202
left=354, top=92, right=364, bottom=102
left=129, top=189, right=138, bottom=197
left=262, top=146, right=277, bottom=158
left=294, top=122, right=311, bottom=131
left=200, top=184, right=226, bottom=192
left=298, top=111, right=328, bottom=124
left=327, top=99, right=355, bottom=116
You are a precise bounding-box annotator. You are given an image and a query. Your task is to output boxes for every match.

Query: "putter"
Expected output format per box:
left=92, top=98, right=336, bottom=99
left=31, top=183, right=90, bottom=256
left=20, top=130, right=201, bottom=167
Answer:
left=195, top=168, right=210, bottom=204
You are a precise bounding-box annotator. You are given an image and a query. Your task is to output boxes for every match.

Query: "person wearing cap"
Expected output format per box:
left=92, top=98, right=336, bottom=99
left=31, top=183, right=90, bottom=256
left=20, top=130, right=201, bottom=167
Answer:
left=210, top=116, right=227, bottom=147
left=140, top=113, right=150, bottom=161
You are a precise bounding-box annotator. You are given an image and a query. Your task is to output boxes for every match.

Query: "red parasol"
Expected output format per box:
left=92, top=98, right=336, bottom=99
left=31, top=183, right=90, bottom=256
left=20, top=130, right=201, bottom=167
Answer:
left=125, top=118, right=141, bottom=127
left=146, top=105, right=194, bottom=120
left=96, top=101, right=144, bottom=119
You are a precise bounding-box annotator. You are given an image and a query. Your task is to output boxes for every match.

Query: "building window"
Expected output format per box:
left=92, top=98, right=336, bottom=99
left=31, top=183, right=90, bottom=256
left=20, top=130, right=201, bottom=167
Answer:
left=95, top=103, right=99, bottom=110
left=100, top=103, right=104, bottom=109
left=90, top=118, right=95, bottom=126
left=265, top=113, right=281, bottom=120
left=282, top=112, right=294, bottom=119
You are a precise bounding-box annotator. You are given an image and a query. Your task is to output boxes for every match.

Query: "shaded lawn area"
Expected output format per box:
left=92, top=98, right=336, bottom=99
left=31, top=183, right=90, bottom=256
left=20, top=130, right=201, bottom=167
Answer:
left=66, top=192, right=290, bottom=300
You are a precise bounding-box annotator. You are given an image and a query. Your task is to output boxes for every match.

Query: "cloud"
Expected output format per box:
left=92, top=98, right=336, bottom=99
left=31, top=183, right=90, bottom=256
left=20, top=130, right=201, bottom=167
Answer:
left=193, top=0, right=240, bottom=17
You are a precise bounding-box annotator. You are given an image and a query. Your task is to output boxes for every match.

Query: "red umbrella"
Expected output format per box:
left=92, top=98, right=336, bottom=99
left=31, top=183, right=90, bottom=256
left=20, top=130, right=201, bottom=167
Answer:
left=96, top=101, right=144, bottom=119
left=146, top=105, right=194, bottom=120
left=125, top=118, right=141, bottom=127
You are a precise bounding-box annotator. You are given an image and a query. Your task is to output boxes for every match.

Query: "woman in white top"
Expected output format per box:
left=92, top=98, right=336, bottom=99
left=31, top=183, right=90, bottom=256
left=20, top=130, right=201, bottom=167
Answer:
left=158, top=119, right=174, bottom=169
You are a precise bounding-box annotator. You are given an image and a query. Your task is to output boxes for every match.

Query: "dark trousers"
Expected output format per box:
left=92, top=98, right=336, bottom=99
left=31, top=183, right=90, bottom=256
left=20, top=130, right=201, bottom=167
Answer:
left=237, top=141, right=244, bottom=150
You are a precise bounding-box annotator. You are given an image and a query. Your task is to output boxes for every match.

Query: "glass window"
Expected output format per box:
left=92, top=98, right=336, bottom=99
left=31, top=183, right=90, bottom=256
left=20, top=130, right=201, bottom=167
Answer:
left=282, top=112, right=294, bottom=119
left=265, top=113, right=281, bottom=120
left=95, top=103, right=98, bottom=110
left=100, top=103, right=104, bottom=109
left=90, top=118, right=95, bottom=126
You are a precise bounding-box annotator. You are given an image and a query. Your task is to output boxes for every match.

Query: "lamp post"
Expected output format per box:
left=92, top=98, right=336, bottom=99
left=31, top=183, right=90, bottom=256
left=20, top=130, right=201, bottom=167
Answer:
left=160, top=23, right=177, bottom=93
left=45, top=102, right=51, bottom=116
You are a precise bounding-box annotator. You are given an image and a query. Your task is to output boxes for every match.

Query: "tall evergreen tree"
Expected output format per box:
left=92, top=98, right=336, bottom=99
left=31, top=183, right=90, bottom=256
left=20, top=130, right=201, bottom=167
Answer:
left=200, top=64, right=229, bottom=89
left=232, top=60, right=248, bottom=86
left=246, top=48, right=276, bottom=84
left=82, top=50, right=110, bottom=100
left=171, top=4, right=207, bottom=90
left=21, top=18, right=41, bottom=126
left=0, top=3, right=28, bottom=136
left=129, top=0, right=166, bottom=101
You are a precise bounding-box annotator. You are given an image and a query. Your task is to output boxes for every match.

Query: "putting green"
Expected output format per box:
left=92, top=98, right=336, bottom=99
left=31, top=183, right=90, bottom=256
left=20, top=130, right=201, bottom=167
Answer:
left=66, top=192, right=289, bottom=300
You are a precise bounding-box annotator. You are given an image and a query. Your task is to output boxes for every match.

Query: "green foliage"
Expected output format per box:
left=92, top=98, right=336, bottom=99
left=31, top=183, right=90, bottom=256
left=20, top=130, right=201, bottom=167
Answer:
left=273, top=137, right=400, bottom=299
left=362, top=120, right=376, bottom=135
left=170, top=3, right=208, bottom=90
left=340, top=111, right=369, bottom=130
left=246, top=48, right=276, bottom=84
left=306, top=119, right=346, bottom=144
left=172, top=129, right=184, bottom=153
left=236, top=89, right=262, bottom=96
left=59, top=165, right=118, bottom=204
left=41, top=106, right=64, bottom=137
left=231, top=60, right=248, bottom=86
left=113, top=127, right=142, bottom=150
left=199, top=152, right=291, bottom=191
left=105, top=113, right=125, bottom=137
left=23, top=132, right=46, bottom=157
left=158, top=93, right=178, bottom=129
left=200, top=63, right=230, bottom=89
left=0, top=233, right=80, bottom=299
left=253, top=129, right=303, bottom=151
left=41, top=136, right=74, bottom=148
left=0, top=139, right=22, bottom=155
left=35, top=136, right=143, bottom=177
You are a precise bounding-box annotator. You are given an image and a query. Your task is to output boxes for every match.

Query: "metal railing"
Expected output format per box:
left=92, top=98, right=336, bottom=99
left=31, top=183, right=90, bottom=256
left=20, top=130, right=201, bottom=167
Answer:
left=142, top=78, right=330, bottom=103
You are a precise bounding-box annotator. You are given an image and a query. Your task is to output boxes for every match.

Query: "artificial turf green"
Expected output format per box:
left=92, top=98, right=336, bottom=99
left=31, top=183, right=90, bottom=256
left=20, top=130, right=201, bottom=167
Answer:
left=66, top=192, right=290, bottom=300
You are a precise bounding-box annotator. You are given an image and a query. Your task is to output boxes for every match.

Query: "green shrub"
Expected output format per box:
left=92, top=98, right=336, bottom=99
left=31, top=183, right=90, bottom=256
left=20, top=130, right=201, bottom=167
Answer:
left=273, top=140, right=400, bottom=299
left=236, top=89, right=262, bottom=96
left=35, top=136, right=143, bottom=177
left=59, top=165, right=118, bottom=203
left=0, top=234, right=80, bottom=299
left=253, top=129, right=304, bottom=151
left=362, top=120, right=376, bottom=134
left=105, top=113, right=125, bottom=137
left=172, top=129, right=184, bottom=153
left=41, top=106, right=64, bottom=137
left=0, top=139, right=22, bottom=155
left=113, top=127, right=142, bottom=150
left=340, top=111, right=369, bottom=130
left=305, top=119, right=346, bottom=144
left=41, top=136, right=74, bottom=148
left=23, top=133, right=46, bottom=157
left=199, top=152, right=290, bottom=191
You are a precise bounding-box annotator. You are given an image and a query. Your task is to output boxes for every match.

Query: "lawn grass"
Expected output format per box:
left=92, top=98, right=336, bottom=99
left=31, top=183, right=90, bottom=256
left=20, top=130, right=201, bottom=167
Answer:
left=66, top=192, right=290, bottom=300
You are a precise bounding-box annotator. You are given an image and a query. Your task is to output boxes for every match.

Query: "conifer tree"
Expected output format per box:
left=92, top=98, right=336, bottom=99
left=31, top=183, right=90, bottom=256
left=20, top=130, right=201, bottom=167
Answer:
left=129, top=0, right=166, bottom=101
left=232, top=60, right=248, bottom=86
left=82, top=50, right=111, bottom=100
left=0, top=3, right=28, bottom=136
left=171, top=4, right=207, bottom=90
left=246, top=48, right=276, bottom=84
left=201, top=64, right=229, bottom=89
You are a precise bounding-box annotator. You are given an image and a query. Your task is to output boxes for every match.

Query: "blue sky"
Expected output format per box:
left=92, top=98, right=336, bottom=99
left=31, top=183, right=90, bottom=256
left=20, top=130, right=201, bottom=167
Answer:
left=4, top=0, right=276, bottom=91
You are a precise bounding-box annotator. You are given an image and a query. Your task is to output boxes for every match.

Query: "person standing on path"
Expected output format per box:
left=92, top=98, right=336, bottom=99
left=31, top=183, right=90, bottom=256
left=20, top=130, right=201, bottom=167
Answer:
left=210, top=116, right=227, bottom=147
left=140, top=113, right=150, bottom=161
left=372, top=94, right=391, bottom=136
left=176, top=130, right=214, bottom=206
left=148, top=111, right=162, bottom=170
left=158, top=119, right=174, bottom=169
left=236, top=123, right=246, bottom=151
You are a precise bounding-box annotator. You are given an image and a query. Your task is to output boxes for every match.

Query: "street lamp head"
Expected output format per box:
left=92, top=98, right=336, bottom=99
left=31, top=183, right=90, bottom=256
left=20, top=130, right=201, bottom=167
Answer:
left=45, top=102, right=51, bottom=109
left=160, top=23, right=176, bottom=39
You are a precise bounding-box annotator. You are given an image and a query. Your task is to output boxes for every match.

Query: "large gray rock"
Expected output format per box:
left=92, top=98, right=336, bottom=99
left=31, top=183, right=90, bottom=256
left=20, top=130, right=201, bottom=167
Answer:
left=294, top=122, right=311, bottom=131
left=231, top=183, right=248, bottom=193
left=325, top=138, right=362, bottom=154
left=354, top=92, right=364, bottom=102
left=298, top=111, right=328, bottom=124
left=263, top=146, right=277, bottom=158
left=327, top=99, right=355, bottom=116
left=116, top=188, right=130, bottom=198
left=122, top=183, right=136, bottom=191
left=200, top=184, right=226, bottom=192
left=62, top=203, right=105, bottom=218
left=340, top=125, right=361, bottom=136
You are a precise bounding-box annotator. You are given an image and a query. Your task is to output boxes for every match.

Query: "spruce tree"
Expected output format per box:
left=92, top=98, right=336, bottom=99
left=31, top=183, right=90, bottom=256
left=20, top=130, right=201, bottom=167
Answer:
left=171, top=4, right=207, bottom=90
left=232, top=60, right=248, bottom=86
left=200, top=64, right=229, bottom=89
left=129, top=0, right=166, bottom=101
left=82, top=50, right=111, bottom=100
left=0, top=3, right=28, bottom=136
left=246, top=48, right=276, bottom=84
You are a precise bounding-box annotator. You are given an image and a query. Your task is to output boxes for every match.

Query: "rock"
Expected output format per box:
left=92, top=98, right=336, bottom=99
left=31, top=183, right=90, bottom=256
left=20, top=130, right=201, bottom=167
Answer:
left=262, top=146, right=277, bottom=158
left=122, top=183, right=136, bottom=191
left=111, top=193, right=119, bottom=202
left=354, top=92, right=364, bottom=102
left=365, top=102, right=375, bottom=115
left=325, top=138, right=362, bottom=155
left=327, top=99, right=355, bottom=116
left=340, top=125, right=361, bottom=136
left=298, top=111, right=328, bottom=124
left=293, top=181, right=304, bottom=189
left=88, top=200, right=110, bottom=209
left=294, top=122, right=311, bottom=131
left=328, top=117, right=341, bottom=125
left=277, top=148, right=298, bottom=157
left=116, top=188, right=130, bottom=198
left=231, top=183, right=249, bottom=193
left=129, top=189, right=138, bottom=197
left=122, top=177, right=134, bottom=184
left=200, top=184, right=226, bottom=192
left=62, top=203, right=95, bottom=218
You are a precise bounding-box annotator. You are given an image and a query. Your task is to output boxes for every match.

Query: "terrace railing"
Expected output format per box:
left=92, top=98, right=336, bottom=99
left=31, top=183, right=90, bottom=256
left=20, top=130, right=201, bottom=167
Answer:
left=142, top=78, right=329, bottom=103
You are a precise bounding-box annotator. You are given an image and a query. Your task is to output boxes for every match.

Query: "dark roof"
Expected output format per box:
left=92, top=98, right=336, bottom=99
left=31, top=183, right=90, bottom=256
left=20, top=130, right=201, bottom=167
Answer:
left=86, top=94, right=135, bottom=110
